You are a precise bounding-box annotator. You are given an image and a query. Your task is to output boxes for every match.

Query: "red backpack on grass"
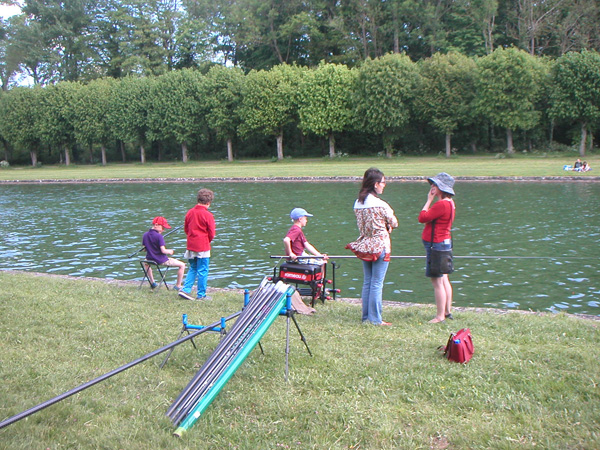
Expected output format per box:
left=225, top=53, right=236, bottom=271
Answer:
left=443, top=328, right=474, bottom=363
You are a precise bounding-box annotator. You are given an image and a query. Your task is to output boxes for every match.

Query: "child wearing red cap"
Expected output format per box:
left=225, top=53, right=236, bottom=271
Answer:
left=142, top=216, right=186, bottom=290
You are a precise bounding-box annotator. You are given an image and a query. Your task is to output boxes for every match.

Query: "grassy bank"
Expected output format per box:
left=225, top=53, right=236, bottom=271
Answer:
left=0, top=272, right=598, bottom=449
left=0, top=155, right=599, bottom=181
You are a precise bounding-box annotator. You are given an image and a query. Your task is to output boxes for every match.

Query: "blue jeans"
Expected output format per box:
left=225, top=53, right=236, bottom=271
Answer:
left=361, top=251, right=389, bottom=325
left=183, top=257, right=210, bottom=297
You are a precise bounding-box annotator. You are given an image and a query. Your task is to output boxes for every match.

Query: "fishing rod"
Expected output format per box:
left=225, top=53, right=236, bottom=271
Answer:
left=128, top=224, right=184, bottom=258
left=0, top=311, right=240, bottom=431
left=270, top=255, right=591, bottom=260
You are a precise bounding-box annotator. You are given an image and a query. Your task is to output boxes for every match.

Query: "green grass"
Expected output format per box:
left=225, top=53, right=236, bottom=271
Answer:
left=0, top=154, right=599, bottom=181
left=1, top=272, right=598, bottom=449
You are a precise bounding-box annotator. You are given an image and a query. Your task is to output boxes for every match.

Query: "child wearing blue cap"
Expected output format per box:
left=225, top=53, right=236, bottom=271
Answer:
left=283, top=207, right=327, bottom=261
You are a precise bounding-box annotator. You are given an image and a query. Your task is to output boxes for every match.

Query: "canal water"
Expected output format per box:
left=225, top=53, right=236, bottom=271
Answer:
left=1, top=181, right=598, bottom=315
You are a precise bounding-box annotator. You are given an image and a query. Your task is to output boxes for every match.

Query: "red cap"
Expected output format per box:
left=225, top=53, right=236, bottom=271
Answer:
left=152, top=216, right=171, bottom=229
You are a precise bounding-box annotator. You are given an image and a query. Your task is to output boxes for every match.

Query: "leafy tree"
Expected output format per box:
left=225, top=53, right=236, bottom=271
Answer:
left=0, top=86, right=43, bottom=165
left=2, top=13, right=57, bottom=85
left=415, top=52, right=478, bottom=157
left=443, top=0, right=497, bottom=56
left=22, top=0, right=98, bottom=82
left=353, top=53, right=418, bottom=157
left=202, top=65, right=245, bottom=161
left=475, top=47, right=546, bottom=153
left=37, top=81, right=79, bottom=164
left=71, top=77, right=118, bottom=165
left=207, top=0, right=321, bottom=70
left=0, top=17, right=20, bottom=90
left=549, top=50, right=600, bottom=156
left=342, top=0, right=387, bottom=60
left=298, top=62, right=355, bottom=157
left=551, top=0, right=600, bottom=55
left=108, top=75, right=155, bottom=163
left=147, top=68, right=206, bottom=162
left=510, top=0, right=566, bottom=55
left=238, top=64, right=305, bottom=160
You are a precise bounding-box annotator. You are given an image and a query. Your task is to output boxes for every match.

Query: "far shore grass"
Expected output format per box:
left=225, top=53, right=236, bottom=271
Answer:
left=0, top=272, right=599, bottom=449
left=0, top=154, right=599, bottom=181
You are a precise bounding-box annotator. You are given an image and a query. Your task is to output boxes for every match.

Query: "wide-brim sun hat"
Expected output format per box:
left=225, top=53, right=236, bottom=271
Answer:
left=428, top=172, right=455, bottom=196
left=290, top=207, right=313, bottom=220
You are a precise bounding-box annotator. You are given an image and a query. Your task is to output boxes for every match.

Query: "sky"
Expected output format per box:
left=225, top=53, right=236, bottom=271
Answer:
left=0, top=3, right=21, bottom=19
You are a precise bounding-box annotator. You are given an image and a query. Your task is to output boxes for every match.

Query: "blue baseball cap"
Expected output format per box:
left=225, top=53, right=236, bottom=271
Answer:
left=290, top=208, right=313, bottom=220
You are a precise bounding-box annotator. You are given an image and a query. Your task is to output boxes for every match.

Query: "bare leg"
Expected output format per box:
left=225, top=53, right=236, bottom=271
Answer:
left=429, top=277, right=447, bottom=323
left=166, top=258, right=186, bottom=288
left=442, top=274, right=453, bottom=315
left=144, top=264, right=155, bottom=284
left=174, top=261, right=185, bottom=287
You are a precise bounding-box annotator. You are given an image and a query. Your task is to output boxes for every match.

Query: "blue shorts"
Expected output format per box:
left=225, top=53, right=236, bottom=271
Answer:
left=423, top=239, right=452, bottom=278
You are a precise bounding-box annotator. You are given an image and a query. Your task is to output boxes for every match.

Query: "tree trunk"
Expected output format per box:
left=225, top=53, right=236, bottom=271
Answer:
left=579, top=121, right=587, bottom=157
left=101, top=145, right=107, bottom=166
left=471, top=142, right=477, bottom=154
left=120, top=140, right=126, bottom=162
left=392, top=9, right=400, bottom=53
left=506, top=129, right=514, bottom=154
left=445, top=133, right=452, bottom=157
left=181, top=141, right=188, bottom=163
left=328, top=132, right=336, bottom=158
left=276, top=131, right=284, bottom=160
left=0, top=137, right=10, bottom=161
left=64, top=144, right=71, bottom=166
left=227, top=138, right=233, bottom=162
left=30, top=150, right=38, bottom=167
left=140, top=144, right=146, bottom=164
left=89, top=146, right=94, bottom=164
left=383, top=132, right=393, bottom=158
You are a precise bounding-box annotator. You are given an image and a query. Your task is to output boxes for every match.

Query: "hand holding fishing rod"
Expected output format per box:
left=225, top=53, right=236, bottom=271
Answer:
left=128, top=223, right=183, bottom=258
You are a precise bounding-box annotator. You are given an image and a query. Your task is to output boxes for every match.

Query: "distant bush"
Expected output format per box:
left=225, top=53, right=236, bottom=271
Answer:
left=0, top=160, right=9, bottom=168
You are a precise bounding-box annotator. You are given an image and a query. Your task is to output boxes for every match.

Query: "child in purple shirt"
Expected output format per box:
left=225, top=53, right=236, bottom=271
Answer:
left=142, top=216, right=186, bottom=291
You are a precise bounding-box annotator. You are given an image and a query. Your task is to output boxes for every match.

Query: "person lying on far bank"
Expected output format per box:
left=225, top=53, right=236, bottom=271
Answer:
left=142, top=216, right=186, bottom=291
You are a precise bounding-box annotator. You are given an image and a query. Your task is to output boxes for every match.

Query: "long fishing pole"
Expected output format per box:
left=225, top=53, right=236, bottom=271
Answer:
left=128, top=224, right=184, bottom=258
left=0, top=311, right=240, bottom=431
left=269, top=255, right=591, bottom=260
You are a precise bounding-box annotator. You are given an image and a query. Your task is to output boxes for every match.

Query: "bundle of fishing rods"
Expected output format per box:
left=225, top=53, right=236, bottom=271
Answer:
left=167, top=278, right=294, bottom=437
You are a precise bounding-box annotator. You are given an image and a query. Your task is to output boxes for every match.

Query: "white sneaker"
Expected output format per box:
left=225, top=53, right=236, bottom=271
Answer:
left=178, top=291, right=193, bottom=301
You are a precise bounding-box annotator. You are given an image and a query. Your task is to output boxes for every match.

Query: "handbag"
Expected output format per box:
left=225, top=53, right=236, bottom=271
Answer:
left=443, top=328, right=474, bottom=363
left=428, top=217, right=454, bottom=276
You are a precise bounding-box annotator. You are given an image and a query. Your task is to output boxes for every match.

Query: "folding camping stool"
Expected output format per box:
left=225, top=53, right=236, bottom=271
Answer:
left=139, top=259, right=170, bottom=290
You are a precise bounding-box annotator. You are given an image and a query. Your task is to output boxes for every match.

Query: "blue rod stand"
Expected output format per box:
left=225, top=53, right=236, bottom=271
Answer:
left=279, top=291, right=294, bottom=316
left=182, top=313, right=223, bottom=333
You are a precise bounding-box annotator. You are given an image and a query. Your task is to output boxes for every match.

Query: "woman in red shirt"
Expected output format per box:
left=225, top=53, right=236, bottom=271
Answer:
left=418, top=173, right=456, bottom=323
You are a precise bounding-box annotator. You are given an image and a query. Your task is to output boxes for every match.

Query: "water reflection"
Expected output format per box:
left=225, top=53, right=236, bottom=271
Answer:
left=1, top=181, right=598, bottom=315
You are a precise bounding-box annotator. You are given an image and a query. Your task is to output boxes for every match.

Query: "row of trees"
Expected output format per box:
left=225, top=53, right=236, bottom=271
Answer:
left=1, top=0, right=600, bottom=88
left=1, top=48, right=599, bottom=166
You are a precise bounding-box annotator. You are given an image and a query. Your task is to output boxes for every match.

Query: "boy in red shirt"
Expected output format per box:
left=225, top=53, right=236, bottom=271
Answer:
left=284, top=208, right=326, bottom=261
left=179, top=189, right=216, bottom=300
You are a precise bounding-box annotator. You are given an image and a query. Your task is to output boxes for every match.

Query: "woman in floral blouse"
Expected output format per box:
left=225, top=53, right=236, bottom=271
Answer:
left=346, top=168, right=398, bottom=325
